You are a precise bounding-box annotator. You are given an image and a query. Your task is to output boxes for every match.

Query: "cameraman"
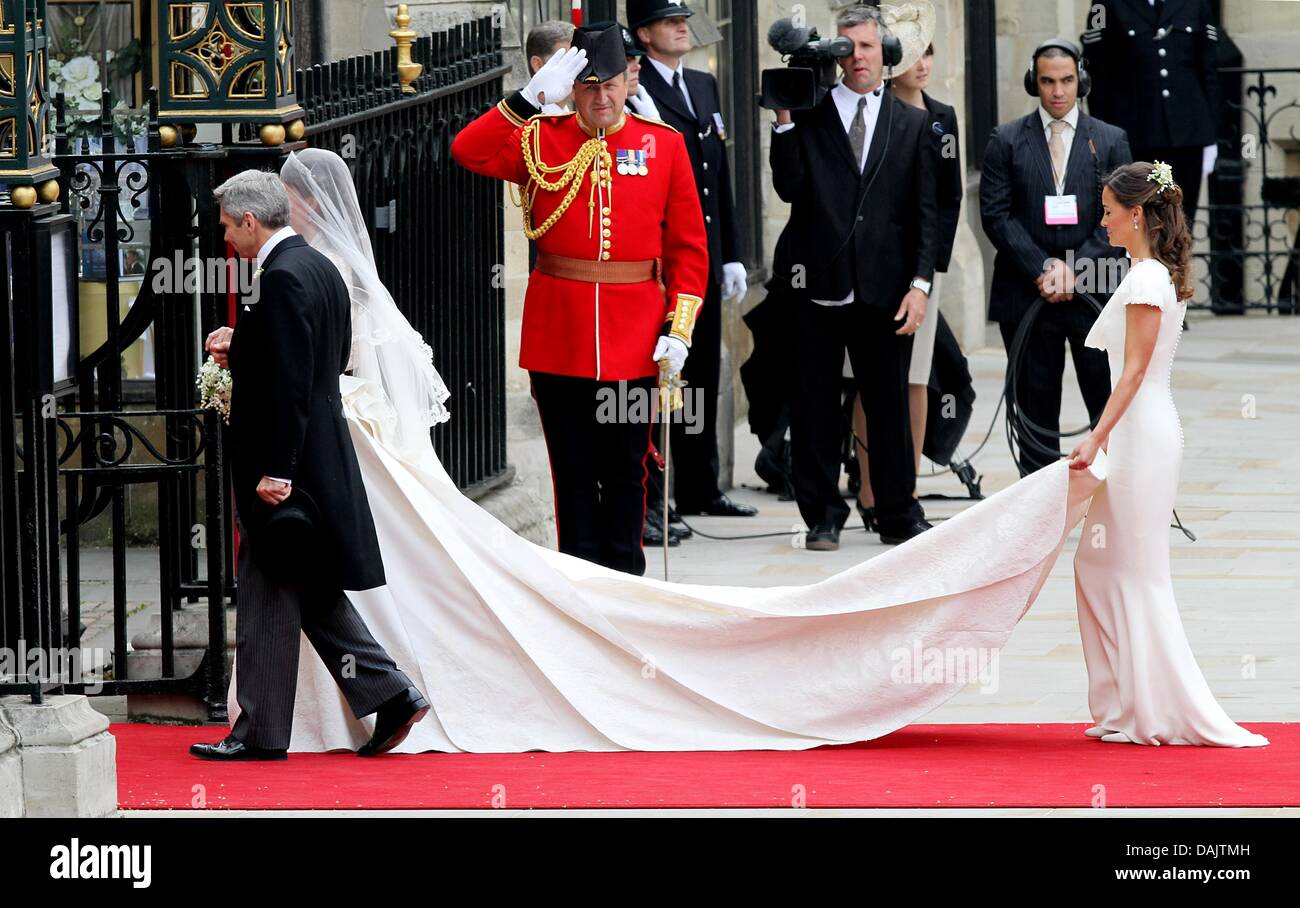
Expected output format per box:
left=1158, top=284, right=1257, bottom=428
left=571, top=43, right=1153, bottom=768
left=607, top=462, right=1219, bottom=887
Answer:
left=770, top=4, right=938, bottom=551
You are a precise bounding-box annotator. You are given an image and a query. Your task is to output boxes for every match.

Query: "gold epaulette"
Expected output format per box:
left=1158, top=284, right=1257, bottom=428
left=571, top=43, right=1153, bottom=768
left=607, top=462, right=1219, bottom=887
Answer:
left=627, top=110, right=679, bottom=133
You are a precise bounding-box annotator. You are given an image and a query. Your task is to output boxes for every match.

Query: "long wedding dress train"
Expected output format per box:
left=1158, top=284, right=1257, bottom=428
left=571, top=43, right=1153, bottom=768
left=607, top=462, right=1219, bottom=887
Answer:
left=227, top=363, right=1106, bottom=752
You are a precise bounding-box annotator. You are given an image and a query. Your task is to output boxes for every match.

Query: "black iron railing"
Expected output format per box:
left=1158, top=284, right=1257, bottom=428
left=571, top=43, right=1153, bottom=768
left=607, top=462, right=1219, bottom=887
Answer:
left=2, top=19, right=513, bottom=714
left=1199, top=65, right=1300, bottom=313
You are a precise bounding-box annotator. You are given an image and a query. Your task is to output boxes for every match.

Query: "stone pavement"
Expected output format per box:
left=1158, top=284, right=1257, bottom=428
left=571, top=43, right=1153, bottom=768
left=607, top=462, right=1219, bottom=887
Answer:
left=82, top=310, right=1298, bottom=734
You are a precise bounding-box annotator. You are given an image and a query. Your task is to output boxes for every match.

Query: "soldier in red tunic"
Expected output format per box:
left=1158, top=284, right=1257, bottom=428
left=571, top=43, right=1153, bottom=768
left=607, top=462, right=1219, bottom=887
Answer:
left=451, top=24, right=708, bottom=575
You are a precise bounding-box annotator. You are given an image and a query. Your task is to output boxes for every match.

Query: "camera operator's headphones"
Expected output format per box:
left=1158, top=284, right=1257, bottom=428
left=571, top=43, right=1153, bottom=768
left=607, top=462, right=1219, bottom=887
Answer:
left=879, top=23, right=903, bottom=69
left=1023, top=38, right=1091, bottom=98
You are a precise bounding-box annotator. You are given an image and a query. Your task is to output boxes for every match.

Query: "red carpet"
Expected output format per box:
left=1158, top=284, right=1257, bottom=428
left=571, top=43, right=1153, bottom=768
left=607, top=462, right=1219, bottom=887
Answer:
left=113, top=722, right=1297, bottom=810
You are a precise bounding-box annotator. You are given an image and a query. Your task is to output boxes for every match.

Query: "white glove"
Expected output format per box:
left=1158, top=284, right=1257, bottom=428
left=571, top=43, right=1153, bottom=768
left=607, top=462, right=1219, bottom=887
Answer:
left=722, top=261, right=748, bottom=300
left=521, top=46, right=587, bottom=108
left=1202, top=143, right=1219, bottom=177
left=653, top=335, right=689, bottom=376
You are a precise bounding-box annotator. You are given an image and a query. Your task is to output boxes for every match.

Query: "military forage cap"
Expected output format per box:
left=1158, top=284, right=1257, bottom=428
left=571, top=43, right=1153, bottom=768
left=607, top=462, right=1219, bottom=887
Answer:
left=572, top=24, right=631, bottom=83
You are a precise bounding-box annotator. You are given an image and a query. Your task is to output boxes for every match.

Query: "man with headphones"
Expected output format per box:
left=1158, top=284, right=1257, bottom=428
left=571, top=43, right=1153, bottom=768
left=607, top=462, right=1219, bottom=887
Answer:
left=770, top=4, right=939, bottom=550
left=980, top=38, right=1132, bottom=475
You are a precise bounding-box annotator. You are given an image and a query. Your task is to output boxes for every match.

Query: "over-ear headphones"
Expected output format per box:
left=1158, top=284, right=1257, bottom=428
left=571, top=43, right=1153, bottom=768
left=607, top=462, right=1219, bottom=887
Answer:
left=881, top=28, right=903, bottom=68
left=873, top=14, right=904, bottom=67
left=1023, top=38, right=1091, bottom=98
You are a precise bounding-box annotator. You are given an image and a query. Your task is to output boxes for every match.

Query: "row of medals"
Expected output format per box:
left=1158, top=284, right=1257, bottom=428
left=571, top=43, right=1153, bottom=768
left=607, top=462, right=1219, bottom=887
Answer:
left=615, top=149, right=650, bottom=177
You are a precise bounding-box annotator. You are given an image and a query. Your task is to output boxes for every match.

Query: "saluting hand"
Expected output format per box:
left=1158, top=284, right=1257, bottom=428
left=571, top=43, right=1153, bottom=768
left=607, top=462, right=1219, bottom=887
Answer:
left=523, top=46, right=588, bottom=108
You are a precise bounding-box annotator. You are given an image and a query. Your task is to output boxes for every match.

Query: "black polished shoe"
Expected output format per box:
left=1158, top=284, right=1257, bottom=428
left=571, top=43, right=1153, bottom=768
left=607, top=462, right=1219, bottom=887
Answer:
left=643, top=512, right=681, bottom=547
left=667, top=507, right=693, bottom=539
left=677, top=494, right=758, bottom=517
left=878, top=518, right=933, bottom=545
left=805, top=523, right=841, bottom=551
left=358, top=686, right=430, bottom=757
left=190, top=734, right=287, bottom=762
left=856, top=500, right=878, bottom=532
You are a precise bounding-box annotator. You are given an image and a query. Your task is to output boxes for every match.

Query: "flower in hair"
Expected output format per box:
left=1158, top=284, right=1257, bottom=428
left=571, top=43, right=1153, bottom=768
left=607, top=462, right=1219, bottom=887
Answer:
left=1147, top=160, right=1177, bottom=195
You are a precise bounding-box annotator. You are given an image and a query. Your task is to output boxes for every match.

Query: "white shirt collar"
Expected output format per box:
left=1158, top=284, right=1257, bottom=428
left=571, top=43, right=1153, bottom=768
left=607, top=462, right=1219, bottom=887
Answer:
left=1038, top=102, right=1079, bottom=132
left=647, top=54, right=684, bottom=85
left=255, top=225, right=297, bottom=271
left=832, top=80, right=884, bottom=115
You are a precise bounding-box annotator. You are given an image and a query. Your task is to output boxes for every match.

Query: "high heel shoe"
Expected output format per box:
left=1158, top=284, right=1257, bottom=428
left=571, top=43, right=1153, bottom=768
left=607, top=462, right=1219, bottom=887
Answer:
left=855, top=500, right=877, bottom=532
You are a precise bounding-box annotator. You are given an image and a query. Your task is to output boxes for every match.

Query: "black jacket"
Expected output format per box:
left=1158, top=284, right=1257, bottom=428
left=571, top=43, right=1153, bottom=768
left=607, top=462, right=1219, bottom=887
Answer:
left=1082, top=0, right=1221, bottom=149
left=923, top=92, right=963, bottom=273
left=979, top=109, right=1132, bottom=323
left=227, top=235, right=385, bottom=591
left=637, top=57, right=741, bottom=283
left=769, top=88, right=938, bottom=308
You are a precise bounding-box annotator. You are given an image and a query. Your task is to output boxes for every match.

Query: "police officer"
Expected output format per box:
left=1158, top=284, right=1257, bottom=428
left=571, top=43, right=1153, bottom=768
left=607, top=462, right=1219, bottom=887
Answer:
left=631, top=0, right=756, bottom=519
left=451, top=25, right=709, bottom=575
left=1082, top=0, right=1221, bottom=223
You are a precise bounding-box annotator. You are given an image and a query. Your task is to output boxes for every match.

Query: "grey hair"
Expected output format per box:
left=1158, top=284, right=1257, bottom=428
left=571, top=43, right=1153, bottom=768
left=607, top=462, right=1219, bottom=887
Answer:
left=525, top=20, right=575, bottom=71
left=836, top=4, right=886, bottom=32
left=213, top=169, right=290, bottom=228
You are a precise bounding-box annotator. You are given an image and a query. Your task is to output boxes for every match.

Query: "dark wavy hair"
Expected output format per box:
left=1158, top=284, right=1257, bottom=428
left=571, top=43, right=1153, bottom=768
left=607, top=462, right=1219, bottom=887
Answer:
left=1102, top=161, right=1194, bottom=301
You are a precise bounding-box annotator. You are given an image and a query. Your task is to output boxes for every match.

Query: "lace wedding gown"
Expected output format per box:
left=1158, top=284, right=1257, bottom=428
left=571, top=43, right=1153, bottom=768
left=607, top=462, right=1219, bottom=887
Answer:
left=1075, top=259, right=1267, bottom=746
left=226, top=253, right=1263, bottom=752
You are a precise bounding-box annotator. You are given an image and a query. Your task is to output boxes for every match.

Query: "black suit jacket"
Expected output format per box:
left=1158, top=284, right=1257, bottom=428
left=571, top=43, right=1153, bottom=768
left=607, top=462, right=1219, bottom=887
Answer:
left=637, top=58, right=741, bottom=284
left=769, top=88, right=938, bottom=308
left=979, top=109, right=1132, bottom=323
left=227, top=235, right=385, bottom=591
left=1082, top=0, right=1220, bottom=149
left=923, top=92, right=962, bottom=273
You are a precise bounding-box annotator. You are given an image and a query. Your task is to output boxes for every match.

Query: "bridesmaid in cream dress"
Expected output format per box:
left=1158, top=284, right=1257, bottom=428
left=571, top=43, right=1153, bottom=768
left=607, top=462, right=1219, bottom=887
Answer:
left=1069, top=161, right=1266, bottom=747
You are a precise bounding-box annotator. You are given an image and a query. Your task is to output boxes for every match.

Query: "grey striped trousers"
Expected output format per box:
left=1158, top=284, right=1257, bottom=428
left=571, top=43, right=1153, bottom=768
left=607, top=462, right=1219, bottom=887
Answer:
left=231, top=528, right=412, bottom=750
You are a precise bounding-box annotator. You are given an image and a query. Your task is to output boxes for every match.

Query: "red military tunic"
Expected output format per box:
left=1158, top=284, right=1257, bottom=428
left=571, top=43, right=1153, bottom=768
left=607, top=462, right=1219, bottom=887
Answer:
left=451, top=90, right=709, bottom=380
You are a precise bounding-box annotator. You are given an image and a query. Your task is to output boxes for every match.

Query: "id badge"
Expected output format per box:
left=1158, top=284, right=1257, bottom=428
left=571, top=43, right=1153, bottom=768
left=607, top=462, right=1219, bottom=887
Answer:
left=1045, top=194, right=1079, bottom=225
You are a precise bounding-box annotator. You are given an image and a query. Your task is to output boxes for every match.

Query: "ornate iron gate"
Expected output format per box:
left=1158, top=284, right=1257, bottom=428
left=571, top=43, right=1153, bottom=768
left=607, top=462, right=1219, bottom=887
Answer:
left=2, top=17, right=512, bottom=718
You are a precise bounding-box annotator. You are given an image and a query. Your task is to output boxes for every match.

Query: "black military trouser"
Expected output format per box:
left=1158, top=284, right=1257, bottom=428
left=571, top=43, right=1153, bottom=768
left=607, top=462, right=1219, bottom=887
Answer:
left=529, top=371, right=655, bottom=575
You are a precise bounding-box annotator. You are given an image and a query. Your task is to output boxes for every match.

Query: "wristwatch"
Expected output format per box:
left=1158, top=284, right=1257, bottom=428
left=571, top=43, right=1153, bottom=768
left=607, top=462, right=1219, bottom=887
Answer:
left=910, top=277, right=932, bottom=296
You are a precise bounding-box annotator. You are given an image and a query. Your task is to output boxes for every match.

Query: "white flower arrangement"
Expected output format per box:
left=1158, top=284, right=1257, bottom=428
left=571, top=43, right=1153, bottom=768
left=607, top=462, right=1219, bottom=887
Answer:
left=196, top=355, right=233, bottom=424
left=1147, top=160, right=1177, bottom=195
left=48, top=50, right=146, bottom=143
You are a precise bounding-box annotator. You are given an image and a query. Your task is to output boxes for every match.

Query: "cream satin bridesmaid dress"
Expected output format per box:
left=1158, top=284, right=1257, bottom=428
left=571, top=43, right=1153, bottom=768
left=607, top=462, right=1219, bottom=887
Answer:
left=1075, top=259, right=1267, bottom=747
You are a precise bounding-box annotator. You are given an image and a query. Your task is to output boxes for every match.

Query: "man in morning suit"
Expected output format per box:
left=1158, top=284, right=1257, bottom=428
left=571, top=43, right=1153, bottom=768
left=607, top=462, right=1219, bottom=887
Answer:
left=194, top=169, right=428, bottom=761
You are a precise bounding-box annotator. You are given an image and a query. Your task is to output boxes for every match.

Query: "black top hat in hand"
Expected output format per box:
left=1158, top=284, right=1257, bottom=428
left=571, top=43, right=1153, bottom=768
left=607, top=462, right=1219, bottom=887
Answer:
left=250, top=486, right=325, bottom=585
left=627, top=0, right=694, bottom=32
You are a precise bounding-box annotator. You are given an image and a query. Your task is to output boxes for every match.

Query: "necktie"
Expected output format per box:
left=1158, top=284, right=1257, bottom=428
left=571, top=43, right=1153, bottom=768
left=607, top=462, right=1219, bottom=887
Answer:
left=671, top=71, right=694, bottom=117
left=848, top=95, right=868, bottom=172
left=1048, top=118, right=1068, bottom=192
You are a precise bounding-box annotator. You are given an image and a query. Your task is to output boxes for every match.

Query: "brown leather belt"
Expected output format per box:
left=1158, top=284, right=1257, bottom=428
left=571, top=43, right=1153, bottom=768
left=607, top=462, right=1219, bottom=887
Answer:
left=535, top=252, right=661, bottom=284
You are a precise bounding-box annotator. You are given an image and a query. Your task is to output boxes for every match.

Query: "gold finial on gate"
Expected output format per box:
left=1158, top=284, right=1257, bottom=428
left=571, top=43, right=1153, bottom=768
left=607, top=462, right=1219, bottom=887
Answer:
left=391, top=4, right=422, bottom=94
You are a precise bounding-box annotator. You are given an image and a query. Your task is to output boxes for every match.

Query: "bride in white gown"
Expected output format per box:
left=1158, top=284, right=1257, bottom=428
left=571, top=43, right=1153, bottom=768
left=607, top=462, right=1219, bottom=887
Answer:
left=227, top=151, right=1265, bottom=752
